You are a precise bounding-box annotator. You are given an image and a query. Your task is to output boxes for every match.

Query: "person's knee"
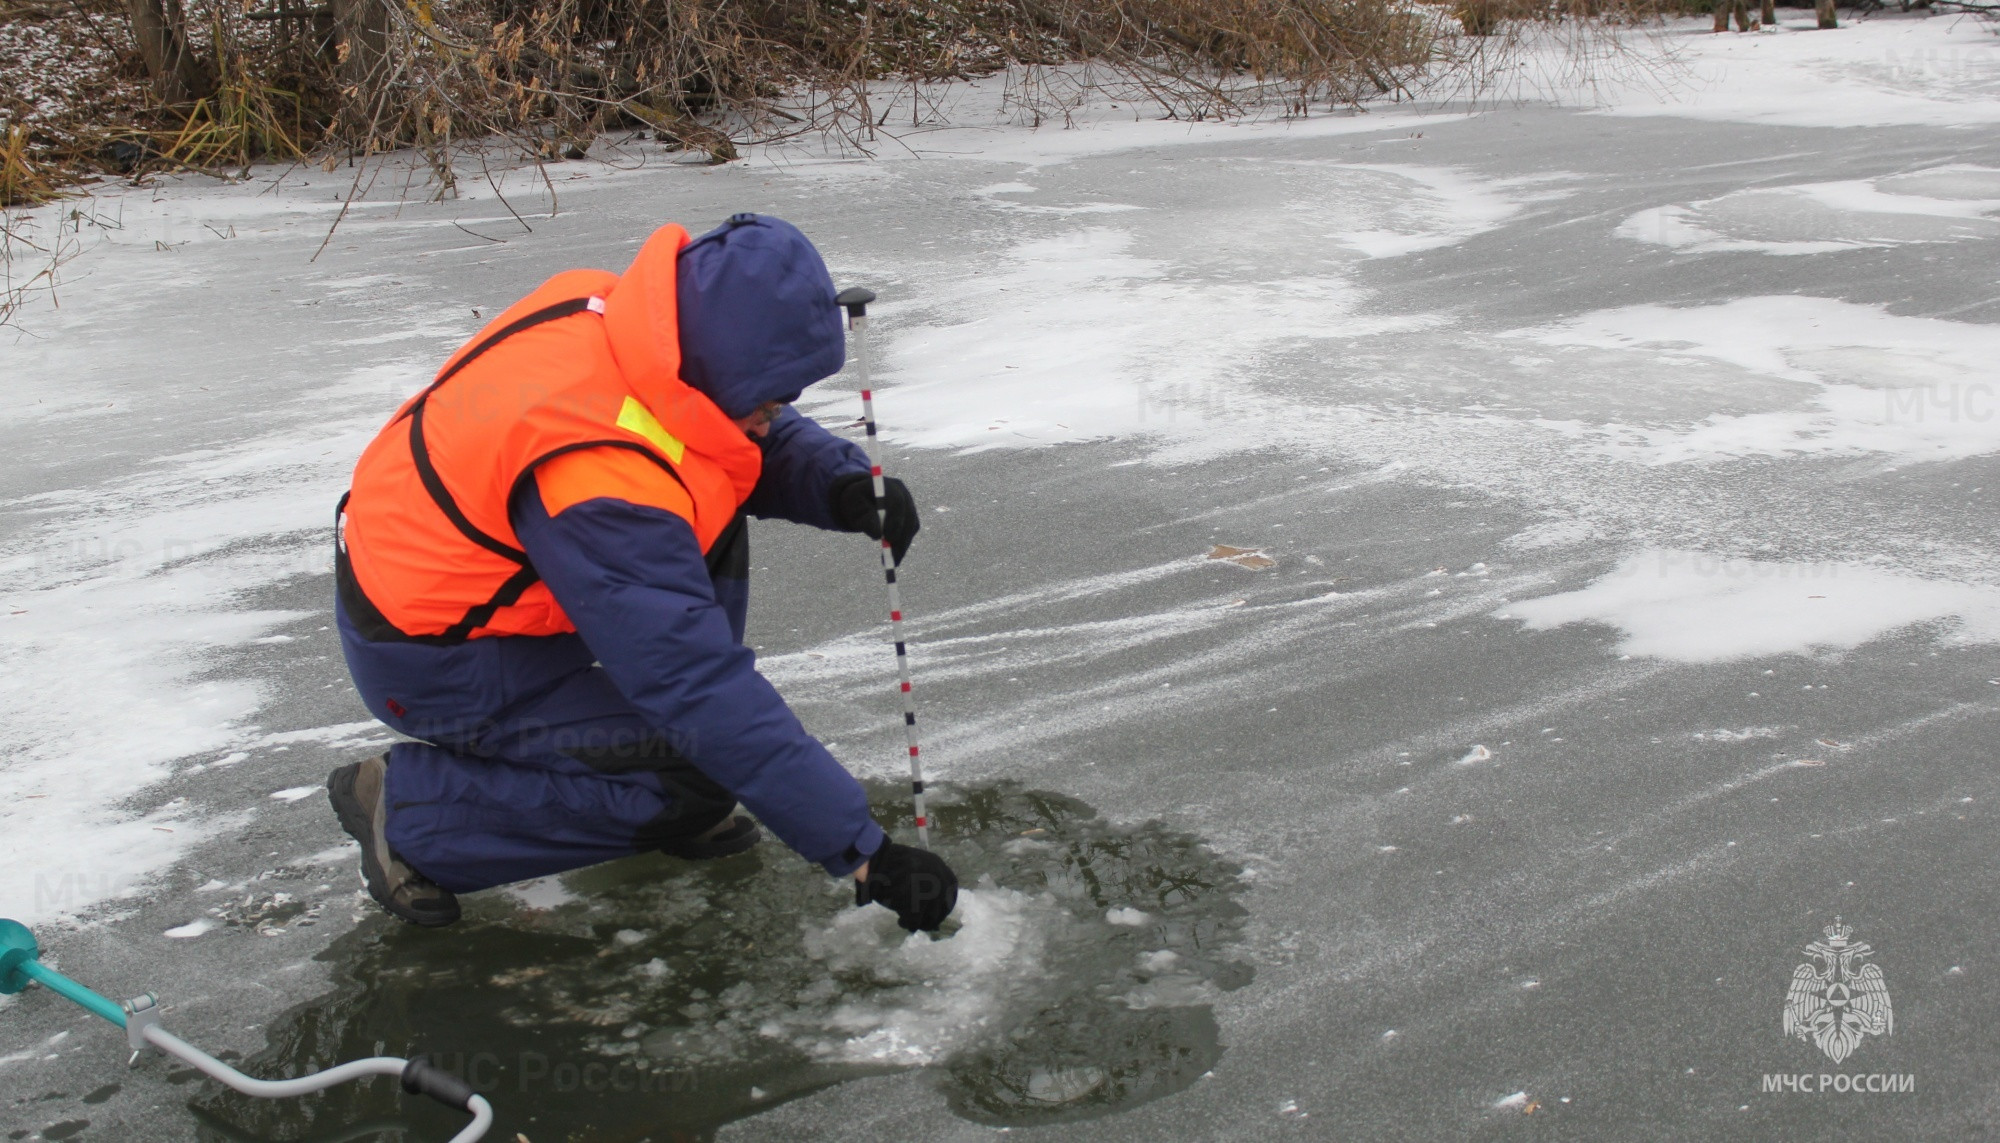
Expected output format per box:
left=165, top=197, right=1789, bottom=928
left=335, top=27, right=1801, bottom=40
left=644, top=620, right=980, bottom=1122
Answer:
left=562, top=729, right=685, bottom=773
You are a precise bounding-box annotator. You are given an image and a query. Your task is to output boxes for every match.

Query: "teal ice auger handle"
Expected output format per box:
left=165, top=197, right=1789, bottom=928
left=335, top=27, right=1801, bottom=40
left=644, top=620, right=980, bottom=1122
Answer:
left=0, top=919, right=493, bottom=1141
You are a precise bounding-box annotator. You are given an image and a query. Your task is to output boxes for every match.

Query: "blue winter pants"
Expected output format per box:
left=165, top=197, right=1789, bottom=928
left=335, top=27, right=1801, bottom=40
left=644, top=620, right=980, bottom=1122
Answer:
left=335, top=598, right=738, bottom=894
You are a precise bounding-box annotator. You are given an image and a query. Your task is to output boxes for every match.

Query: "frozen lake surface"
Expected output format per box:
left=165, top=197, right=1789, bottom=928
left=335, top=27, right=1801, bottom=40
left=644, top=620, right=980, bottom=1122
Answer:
left=4, top=11, right=1999, bottom=1140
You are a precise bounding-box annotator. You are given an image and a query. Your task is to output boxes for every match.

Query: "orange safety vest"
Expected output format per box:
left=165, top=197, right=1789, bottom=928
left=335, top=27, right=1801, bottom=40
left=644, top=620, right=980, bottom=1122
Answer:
left=337, top=224, right=763, bottom=642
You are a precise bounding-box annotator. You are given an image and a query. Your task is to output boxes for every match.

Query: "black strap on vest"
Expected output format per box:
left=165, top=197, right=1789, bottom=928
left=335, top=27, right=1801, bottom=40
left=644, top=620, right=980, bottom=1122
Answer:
left=403, top=296, right=599, bottom=418
left=338, top=297, right=601, bottom=643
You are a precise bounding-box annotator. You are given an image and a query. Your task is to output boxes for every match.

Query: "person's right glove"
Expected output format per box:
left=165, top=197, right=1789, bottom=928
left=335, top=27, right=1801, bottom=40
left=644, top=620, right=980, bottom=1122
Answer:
left=855, top=840, right=959, bottom=932
left=830, top=472, right=920, bottom=566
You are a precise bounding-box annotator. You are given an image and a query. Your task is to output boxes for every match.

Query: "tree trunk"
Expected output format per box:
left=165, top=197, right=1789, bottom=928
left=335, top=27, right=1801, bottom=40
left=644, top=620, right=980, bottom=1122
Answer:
left=1713, top=2, right=1728, bottom=30
left=1817, top=0, right=1837, bottom=26
left=328, top=0, right=394, bottom=140
left=1761, top=0, right=1776, bottom=24
left=331, top=0, right=392, bottom=95
left=126, top=0, right=209, bottom=104
left=1457, top=0, right=1497, bottom=35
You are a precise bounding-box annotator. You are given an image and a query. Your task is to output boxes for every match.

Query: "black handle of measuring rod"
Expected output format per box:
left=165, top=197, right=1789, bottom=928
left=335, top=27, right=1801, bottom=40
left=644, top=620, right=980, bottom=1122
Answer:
left=835, top=286, right=875, bottom=318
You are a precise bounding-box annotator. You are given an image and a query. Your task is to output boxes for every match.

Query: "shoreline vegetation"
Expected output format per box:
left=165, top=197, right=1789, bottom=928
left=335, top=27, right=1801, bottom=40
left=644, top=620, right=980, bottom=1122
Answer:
left=0, top=0, right=1986, bottom=322
left=0, top=0, right=1695, bottom=204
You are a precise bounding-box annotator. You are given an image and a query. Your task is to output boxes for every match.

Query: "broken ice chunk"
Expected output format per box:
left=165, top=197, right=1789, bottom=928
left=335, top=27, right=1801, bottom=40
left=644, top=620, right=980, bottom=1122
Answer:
left=504, top=876, right=578, bottom=911
left=1118, top=973, right=1218, bottom=1009
left=1105, top=907, right=1150, bottom=926
left=1026, top=1066, right=1107, bottom=1104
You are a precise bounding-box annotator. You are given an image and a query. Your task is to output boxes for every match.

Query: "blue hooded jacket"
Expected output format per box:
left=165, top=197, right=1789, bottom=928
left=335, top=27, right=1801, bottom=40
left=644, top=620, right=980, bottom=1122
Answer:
left=339, top=214, right=881, bottom=886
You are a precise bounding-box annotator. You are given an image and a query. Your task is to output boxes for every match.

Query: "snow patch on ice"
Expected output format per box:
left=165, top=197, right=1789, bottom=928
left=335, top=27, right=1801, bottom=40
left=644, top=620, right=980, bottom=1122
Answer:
left=301, top=841, right=358, bottom=864
left=972, top=181, right=1143, bottom=215
left=1503, top=517, right=1601, bottom=552
left=258, top=721, right=392, bottom=748
left=795, top=165, right=1559, bottom=473
left=0, top=574, right=283, bottom=924
left=1506, top=550, right=2000, bottom=662
left=1330, top=165, right=1565, bottom=258
left=0, top=348, right=438, bottom=924
left=0, top=346, right=431, bottom=922
left=504, top=877, right=580, bottom=911
left=163, top=918, right=216, bottom=939
left=751, top=90, right=1469, bottom=170
left=1516, top=296, right=2000, bottom=466
left=1620, top=167, right=2000, bottom=256
left=815, top=226, right=1433, bottom=456
left=1585, top=17, right=2000, bottom=130
left=268, top=786, right=320, bottom=802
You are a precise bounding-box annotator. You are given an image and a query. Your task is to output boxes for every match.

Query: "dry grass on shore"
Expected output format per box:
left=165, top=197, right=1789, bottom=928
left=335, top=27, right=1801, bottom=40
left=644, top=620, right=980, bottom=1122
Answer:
left=0, top=0, right=1691, bottom=210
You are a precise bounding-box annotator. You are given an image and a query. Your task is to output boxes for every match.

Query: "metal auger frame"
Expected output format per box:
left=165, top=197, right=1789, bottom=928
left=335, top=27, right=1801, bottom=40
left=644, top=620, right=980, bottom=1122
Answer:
left=0, top=918, right=493, bottom=1142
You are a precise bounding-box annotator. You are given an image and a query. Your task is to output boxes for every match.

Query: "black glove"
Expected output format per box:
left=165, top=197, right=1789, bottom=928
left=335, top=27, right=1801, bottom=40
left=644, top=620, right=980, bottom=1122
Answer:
left=830, top=472, right=920, bottom=566
left=855, top=840, right=958, bottom=932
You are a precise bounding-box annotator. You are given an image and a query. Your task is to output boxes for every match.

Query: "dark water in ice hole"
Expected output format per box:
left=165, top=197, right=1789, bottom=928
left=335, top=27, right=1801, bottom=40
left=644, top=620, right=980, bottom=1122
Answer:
left=187, top=783, right=1252, bottom=1142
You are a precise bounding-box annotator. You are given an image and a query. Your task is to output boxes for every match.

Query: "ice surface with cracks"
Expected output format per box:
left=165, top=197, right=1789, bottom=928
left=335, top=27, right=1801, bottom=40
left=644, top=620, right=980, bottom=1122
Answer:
left=3, top=12, right=2000, bottom=1140
left=3, top=19, right=1992, bottom=931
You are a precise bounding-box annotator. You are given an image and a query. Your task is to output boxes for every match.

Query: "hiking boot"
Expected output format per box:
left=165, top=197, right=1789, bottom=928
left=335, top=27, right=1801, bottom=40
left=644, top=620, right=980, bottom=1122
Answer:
left=326, top=755, right=460, bottom=927
left=659, top=812, right=762, bottom=860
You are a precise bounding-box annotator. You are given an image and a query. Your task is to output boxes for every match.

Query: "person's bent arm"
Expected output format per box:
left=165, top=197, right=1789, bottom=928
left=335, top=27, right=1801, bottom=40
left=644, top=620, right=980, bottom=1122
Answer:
left=741, top=406, right=868, bottom=529
left=743, top=407, right=921, bottom=562
left=511, top=455, right=883, bottom=876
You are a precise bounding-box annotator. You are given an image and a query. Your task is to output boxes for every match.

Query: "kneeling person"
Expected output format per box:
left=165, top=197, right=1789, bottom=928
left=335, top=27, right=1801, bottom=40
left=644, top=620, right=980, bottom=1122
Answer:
left=326, top=214, right=954, bottom=933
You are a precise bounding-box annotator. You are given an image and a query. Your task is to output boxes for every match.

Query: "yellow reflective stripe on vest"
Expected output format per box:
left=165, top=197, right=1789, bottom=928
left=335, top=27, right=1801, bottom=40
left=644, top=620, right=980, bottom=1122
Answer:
left=615, top=396, right=687, bottom=464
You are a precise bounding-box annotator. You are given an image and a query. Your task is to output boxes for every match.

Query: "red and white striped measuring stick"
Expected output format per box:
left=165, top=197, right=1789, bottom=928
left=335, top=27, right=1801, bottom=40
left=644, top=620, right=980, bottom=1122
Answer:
left=835, top=287, right=929, bottom=847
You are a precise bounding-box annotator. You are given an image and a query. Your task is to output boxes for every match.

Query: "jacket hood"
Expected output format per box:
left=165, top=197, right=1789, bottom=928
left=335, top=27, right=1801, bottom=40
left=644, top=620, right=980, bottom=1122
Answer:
left=672, top=213, right=846, bottom=420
